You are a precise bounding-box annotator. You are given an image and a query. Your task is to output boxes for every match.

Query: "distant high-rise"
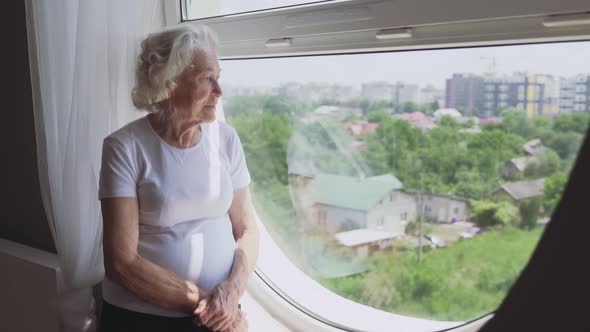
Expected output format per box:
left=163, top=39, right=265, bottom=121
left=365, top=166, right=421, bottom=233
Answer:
left=361, top=82, right=394, bottom=102
left=482, top=74, right=558, bottom=118
left=559, top=74, right=590, bottom=114
left=419, top=85, right=445, bottom=106
left=445, top=74, right=485, bottom=117
left=446, top=73, right=559, bottom=117
left=279, top=82, right=359, bottom=103
left=393, top=82, right=421, bottom=105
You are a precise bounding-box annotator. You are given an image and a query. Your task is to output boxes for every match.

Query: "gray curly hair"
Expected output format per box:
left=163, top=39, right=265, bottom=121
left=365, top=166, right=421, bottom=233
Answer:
left=132, top=25, right=218, bottom=112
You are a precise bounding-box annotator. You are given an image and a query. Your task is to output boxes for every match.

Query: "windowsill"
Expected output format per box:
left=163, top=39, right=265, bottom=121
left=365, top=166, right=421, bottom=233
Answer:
left=248, top=220, right=493, bottom=331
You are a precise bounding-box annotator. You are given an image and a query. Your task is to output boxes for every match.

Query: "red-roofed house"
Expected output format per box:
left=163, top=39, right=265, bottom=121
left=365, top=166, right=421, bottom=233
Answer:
left=344, top=120, right=380, bottom=136
left=394, top=112, right=436, bottom=130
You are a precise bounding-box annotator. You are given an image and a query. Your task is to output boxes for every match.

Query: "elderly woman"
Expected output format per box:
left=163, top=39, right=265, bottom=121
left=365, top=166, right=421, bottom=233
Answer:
left=98, top=25, right=258, bottom=332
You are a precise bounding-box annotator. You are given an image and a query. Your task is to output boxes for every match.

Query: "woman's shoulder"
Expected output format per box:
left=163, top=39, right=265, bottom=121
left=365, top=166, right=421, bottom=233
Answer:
left=217, top=121, right=239, bottom=137
left=207, top=120, right=240, bottom=143
left=104, top=116, right=150, bottom=146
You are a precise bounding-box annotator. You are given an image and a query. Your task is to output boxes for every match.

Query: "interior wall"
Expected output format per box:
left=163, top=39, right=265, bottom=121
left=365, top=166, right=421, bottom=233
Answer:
left=1, top=0, right=55, bottom=253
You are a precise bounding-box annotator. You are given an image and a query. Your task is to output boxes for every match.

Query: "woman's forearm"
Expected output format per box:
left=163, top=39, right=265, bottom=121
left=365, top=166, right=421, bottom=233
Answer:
left=227, top=221, right=259, bottom=296
left=108, top=254, right=202, bottom=313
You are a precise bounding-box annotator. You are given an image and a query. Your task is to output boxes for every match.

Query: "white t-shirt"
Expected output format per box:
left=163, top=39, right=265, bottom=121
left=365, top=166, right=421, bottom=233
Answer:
left=98, top=115, right=251, bottom=317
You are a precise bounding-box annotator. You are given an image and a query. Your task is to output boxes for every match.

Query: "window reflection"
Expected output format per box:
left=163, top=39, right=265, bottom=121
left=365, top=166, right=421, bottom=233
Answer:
left=222, top=42, right=590, bottom=320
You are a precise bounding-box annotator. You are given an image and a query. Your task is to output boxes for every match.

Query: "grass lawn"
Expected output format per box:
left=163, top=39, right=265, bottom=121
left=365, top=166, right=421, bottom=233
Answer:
left=320, top=226, right=544, bottom=321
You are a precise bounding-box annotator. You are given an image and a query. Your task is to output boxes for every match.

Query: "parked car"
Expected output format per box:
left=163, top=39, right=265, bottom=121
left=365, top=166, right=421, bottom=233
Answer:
left=460, top=227, right=481, bottom=239
left=425, top=234, right=447, bottom=248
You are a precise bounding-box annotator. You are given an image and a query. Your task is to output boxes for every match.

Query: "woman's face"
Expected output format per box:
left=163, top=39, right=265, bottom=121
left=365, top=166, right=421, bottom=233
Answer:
left=169, top=47, right=222, bottom=123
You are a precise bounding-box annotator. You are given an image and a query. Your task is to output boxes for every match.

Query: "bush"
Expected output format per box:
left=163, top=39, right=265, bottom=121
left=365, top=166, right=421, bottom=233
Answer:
left=523, top=150, right=561, bottom=178
left=519, top=198, right=542, bottom=230
left=543, top=171, right=567, bottom=214
left=470, top=199, right=519, bottom=228
left=405, top=220, right=433, bottom=236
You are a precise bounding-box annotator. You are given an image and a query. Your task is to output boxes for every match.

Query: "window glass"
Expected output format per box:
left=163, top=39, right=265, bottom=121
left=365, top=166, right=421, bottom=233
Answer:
left=183, top=0, right=338, bottom=20
left=221, top=42, right=590, bottom=321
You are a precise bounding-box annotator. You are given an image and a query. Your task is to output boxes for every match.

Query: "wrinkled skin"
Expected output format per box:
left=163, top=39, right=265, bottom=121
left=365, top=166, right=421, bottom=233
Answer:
left=193, top=280, right=247, bottom=331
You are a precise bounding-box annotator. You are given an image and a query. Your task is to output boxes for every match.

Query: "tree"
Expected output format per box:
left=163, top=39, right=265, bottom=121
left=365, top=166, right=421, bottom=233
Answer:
left=224, top=95, right=309, bottom=120
left=470, top=200, right=519, bottom=228
left=533, top=115, right=551, bottom=131
left=232, top=112, right=293, bottom=185
left=420, top=126, right=467, bottom=184
left=523, top=150, right=561, bottom=178
left=341, top=219, right=359, bottom=231
left=544, top=131, right=583, bottom=160
left=553, top=112, right=590, bottom=135
left=397, top=101, right=418, bottom=113
left=431, top=100, right=440, bottom=112
left=359, top=99, right=371, bottom=114
left=343, top=113, right=362, bottom=122
left=363, top=118, right=421, bottom=172
left=368, top=100, right=393, bottom=113
left=367, top=111, right=390, bottom=123
left=543, top=171, right=567, bottom=214
left=461, top=118, right=476, bottom=129
left=262, top=95, right=308, bottom=118
left=454, top=170, right=494, bottom=200
left=223, top=95, right=266, bottom=118
left=499, top=108, right=536, bottom=139
left=438, top=115, right=461, bottom=129
left=519, top=198, right=541, bottom=230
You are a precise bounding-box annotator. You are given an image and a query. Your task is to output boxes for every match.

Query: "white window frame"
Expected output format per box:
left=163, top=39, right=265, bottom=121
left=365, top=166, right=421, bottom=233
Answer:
left=160, top=0, right=590, bottom=331
left=165, top=0, right=590, bottom=59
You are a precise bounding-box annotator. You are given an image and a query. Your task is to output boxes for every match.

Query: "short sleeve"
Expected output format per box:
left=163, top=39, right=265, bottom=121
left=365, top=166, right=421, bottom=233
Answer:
left=228, top=129, right=251, bottom=190
left=98, top=137, right=138, bottom=199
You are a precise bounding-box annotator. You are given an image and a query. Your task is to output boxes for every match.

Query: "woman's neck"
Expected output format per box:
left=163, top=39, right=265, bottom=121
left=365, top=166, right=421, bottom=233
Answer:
left=149, top=111, right=202, bottom=149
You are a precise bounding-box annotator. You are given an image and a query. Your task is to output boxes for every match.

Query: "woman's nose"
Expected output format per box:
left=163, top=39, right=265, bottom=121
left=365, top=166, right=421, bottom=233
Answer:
left=212, top=80, right=222, bottom=96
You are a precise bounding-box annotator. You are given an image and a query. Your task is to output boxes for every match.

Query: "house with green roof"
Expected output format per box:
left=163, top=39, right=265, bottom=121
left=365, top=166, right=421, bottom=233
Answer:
left=313, top=173, right=416, bottom=235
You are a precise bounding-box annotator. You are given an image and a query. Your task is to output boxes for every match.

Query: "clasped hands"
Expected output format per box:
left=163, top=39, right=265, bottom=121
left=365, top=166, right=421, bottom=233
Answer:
left=193, top=280, right=248, bottom=332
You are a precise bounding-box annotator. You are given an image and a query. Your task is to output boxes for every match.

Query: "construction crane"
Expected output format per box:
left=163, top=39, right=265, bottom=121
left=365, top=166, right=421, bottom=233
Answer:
left=480, top=56, right=497, bottom=77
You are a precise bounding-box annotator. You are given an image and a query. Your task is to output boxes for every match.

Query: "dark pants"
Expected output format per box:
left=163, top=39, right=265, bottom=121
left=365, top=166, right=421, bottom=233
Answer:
left=99, top=301, right=212, bottom=332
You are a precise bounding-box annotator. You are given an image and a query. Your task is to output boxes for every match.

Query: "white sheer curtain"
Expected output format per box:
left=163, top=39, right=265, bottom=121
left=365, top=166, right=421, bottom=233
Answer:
left=25, top=1, right=164, bottom=331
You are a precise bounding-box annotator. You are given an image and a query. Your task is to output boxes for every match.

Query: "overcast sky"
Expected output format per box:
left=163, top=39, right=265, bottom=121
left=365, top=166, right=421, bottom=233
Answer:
left=219, top=41, right=590, bottom=90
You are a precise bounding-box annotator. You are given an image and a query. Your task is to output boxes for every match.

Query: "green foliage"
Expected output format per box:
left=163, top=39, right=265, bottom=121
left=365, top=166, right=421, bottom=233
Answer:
left=543, top=171, right=567, bottom=214
left=453, top=170, right=495, bottom=200
left=544, top=131, right=583, bottom=159
left=362, top=118, right=421, bottom=174
left=553, top=112, right=590, bottom=135
left=333, top=98, right=391, bottom=114
left=499, top=108, right=537, bottom=139
left=470, top=200, right=518, bottom=227
left=523, top=150, right=561, bottom=178
left=519, top=197, right=541, bottom=230
left=321, top=275, right=365, bottom=302
left=397, top=101, right=418, bottom=113
left=290, top=119, right=360, bottom=176
left=461, top=118, right=476, bottom=129
left=224, top=95, right=308, bottom=120
left=225, top=93, right=585, bottom=322
left=404, top=220, right=433, bottom=236
left=438, top=115, right=460, bottom=129
left=395, top=101, right=439, bottom=115
left=342, top=113, right=362, bottom=122
left=231, top=112, right=292, bottom=185
left=362, top=114, right=531, bottom=199
left=430, top=101, right=441, bottom=114
left=321, top=227, right=543, bottom=321
left=341, top=219, right=359, bottom=231
left=466, top=129, right=524, bottom=162
left=367, top=111, right=390, bottom=123
left=297, top=122, right=337, bottom=149
left=249, top=181, right=305, bottom=269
